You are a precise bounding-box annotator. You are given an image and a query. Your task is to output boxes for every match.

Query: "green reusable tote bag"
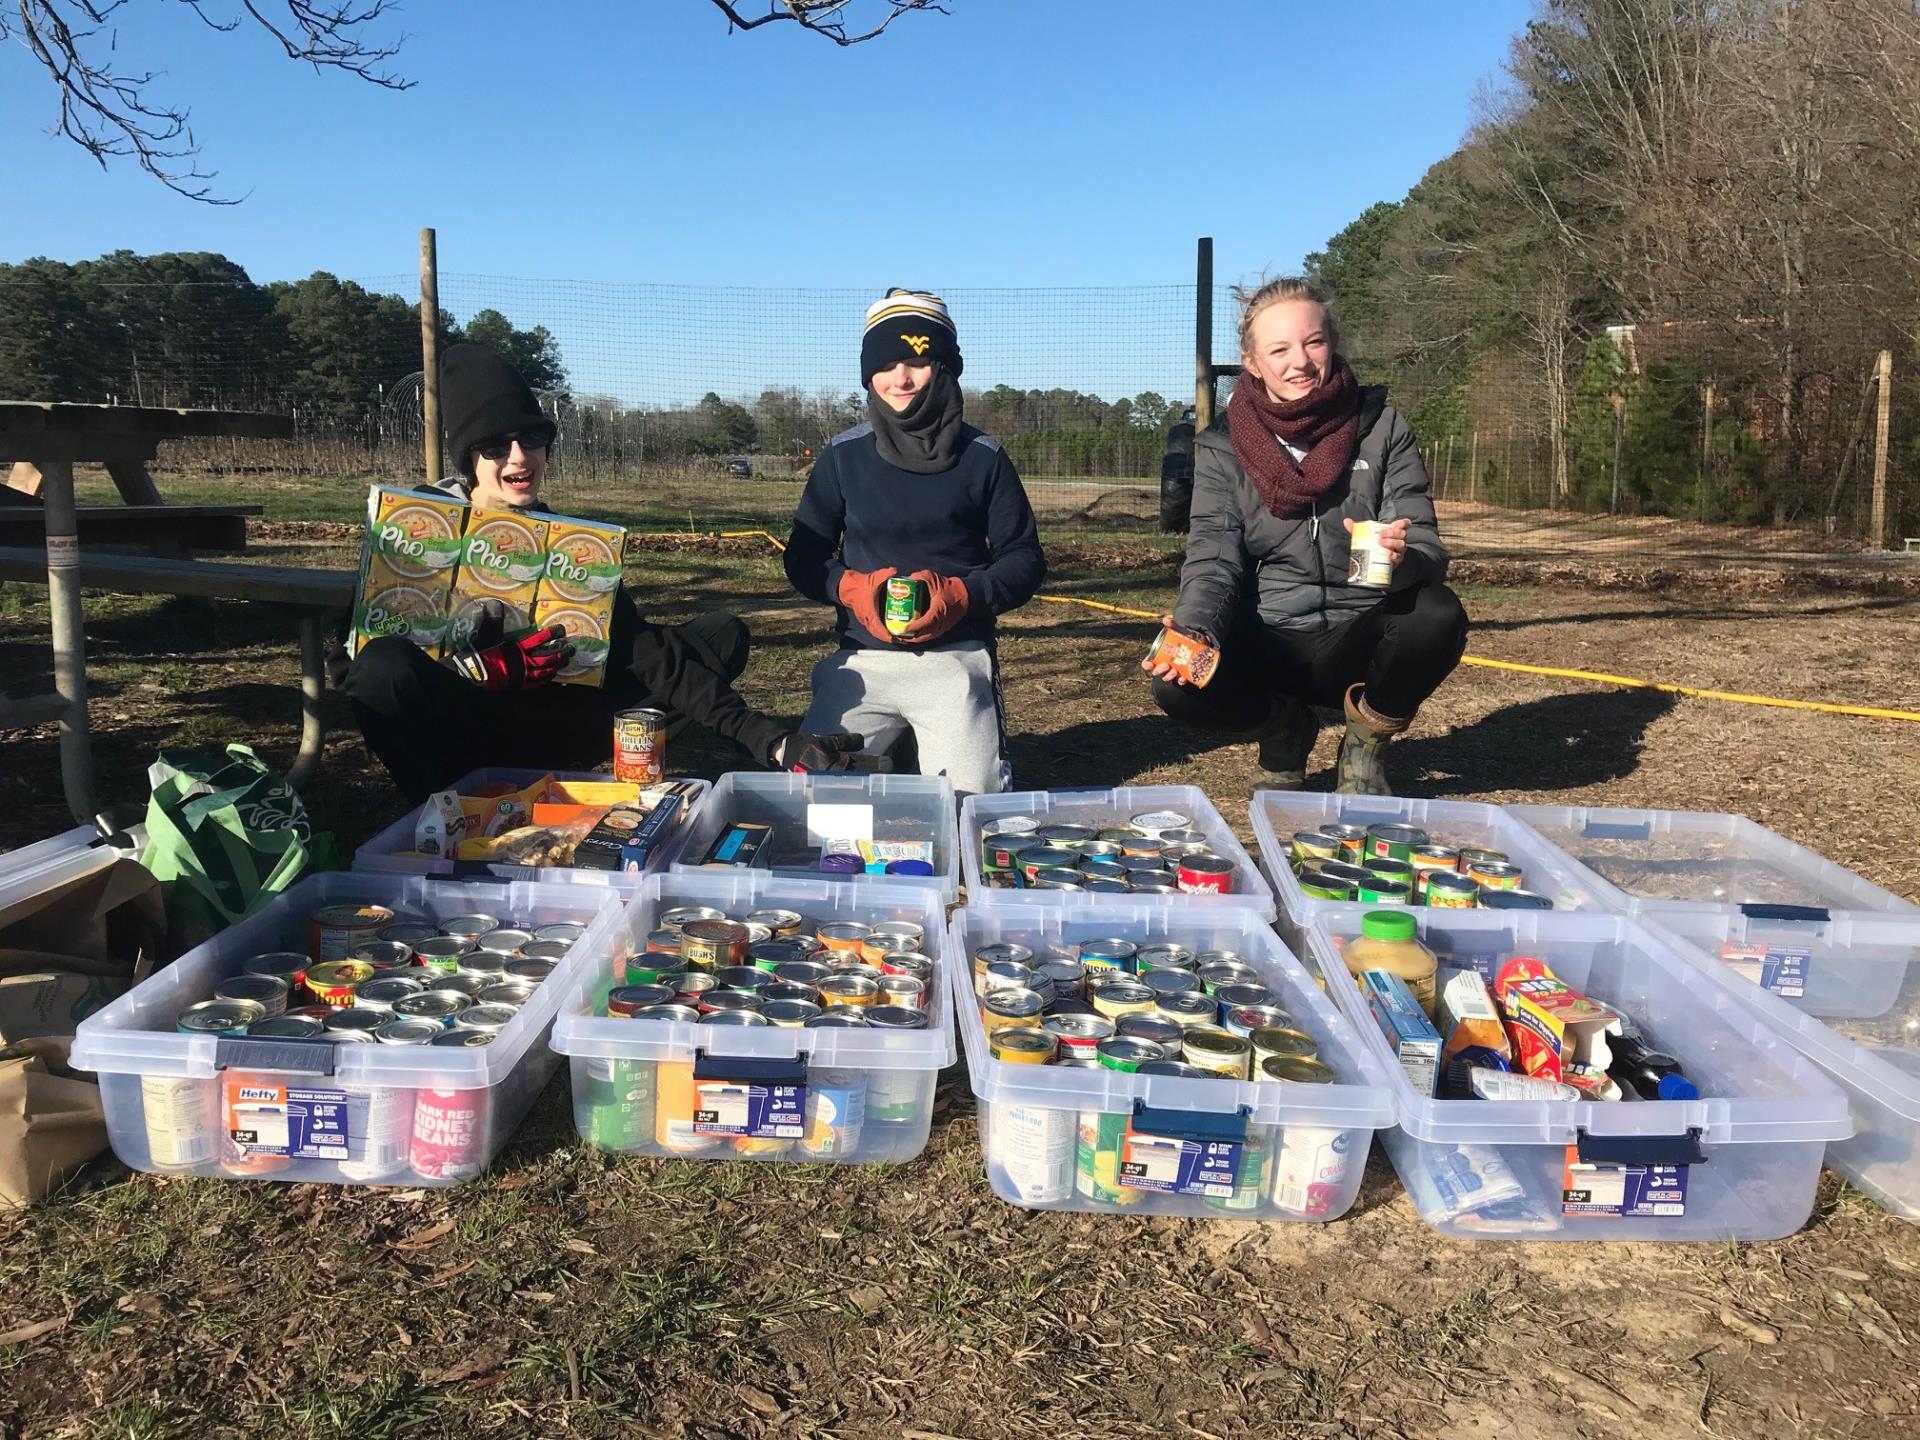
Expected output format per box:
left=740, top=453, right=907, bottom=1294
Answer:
left=139, top=744, right=315, bottom=945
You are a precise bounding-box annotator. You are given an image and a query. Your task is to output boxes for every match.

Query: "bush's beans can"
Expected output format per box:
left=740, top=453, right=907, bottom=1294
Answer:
left=1144, top=625, right=1219, bottom=687
left=1043, top=1012, right=1113, bottom=1056
left=214, top=974, right=289, bottom=1018
left=1176, top=853, right=1235, bottom=895
left=1291, top=831, right=1342, bottom=868
left=438, top=913, right=501, bottom=943
left=883, top=575, right=927, bottom=636
left=1155, top=991, right=1221, bottom=1029
left=413, top=936, right=473, bottom=975
left=612, top=707, right=667, bottom=784
left=1366, top=824, right=1428, bottom=864
left=308, top=904, right=393, bottom=963
left=1478, top=888, right=1553, bottom=911
left=411, top=1084, right=490, bottom=1180
left=1425, top=872, right=1480, bottom=909
left=679, top=920, right=749, bottom=971
left=243, top=951, right=309, bottom=989
left=141, top=1075, right=219, bottom=1171
left=304, top=960, right=373, bottom=1008
left=1319, top=823, right=1369, bottom=859
left=1467, top=861, right=1525, bottom=892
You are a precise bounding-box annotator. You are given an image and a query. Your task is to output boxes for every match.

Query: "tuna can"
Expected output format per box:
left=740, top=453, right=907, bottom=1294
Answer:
left=1252, top=1027, right=1320, bottom=1065
left=817, top=974, right=880, bottom=1009
left=140, top=1076, right=219, bottom=1171
left=242, top=951, right=309, bottom=988
left=982, top=987, right=1047, bottom=1031
left=1226, top=1004, right=1293, bottom=1037
left=878, top=974, right=927, bottom=1010
left=1176, top=853, right=1236, bottom=895
left=762, top=999, right=823, bottom=1027
left=679, top=920, right=750, bottom=971
left=438, top=913, right=501, bottom=943
left=394, top=991, right=470, bottom=1026
left=352, top=940, right=417, bottom=972
left=1298, top=870, right=1355, bottom=902
left=1318, top=822, right=1369, bottom=859
left=214, top=973, right=289, bottom=1017
left=534, top=921, right=587, bottom=946
left=413, top=936, right=473, bottom=975
left=612, top=706, right=667, bottom=784
left=308, top=903, right=393, bottom=963
left=608, top=983, right=675, bottom=1016
left=1478, top=888, right=1553, bottom=911
left=1116, top=1014, right=1186, bottom=1050
left=715, top=965, right=772, bottom=995
left=1089, top=980, right=1156, bottom=1019
left=883, top=574, right=928, bottom=635
left=353, top=975, right=426, bottom=1013
left=455, top=1003, right=519, bottom=1032
left=1184, top=1028, right=1254, bottom=1079
left=304, top=959, right=373, bottom=1007
left=1354, top=875, right=1412, bottom=905
left=1291, top=831, right=1342, bottom=868
left=1155, top=991, right=1222, bottom=1029
left=375, top=1018, right=445, bottom=1046
left=990, top=1027, right=1057, bottom=1064
left=177, top=999, right=264, bottom=1037
left=660, top=906, right=727, bottom=933
left=1467, top=861, right=1525, bottom=892
left=1365, top=823, right=1429, bottom=864
left=1043, top=1012, right=1113, bottom=1056
left=1424, top=872, right=1480, bottom=909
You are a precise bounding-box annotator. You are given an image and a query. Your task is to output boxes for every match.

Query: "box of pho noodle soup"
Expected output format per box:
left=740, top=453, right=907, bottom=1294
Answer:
left=349, top=486, right=467, bottom=656
left=534, top=514, right=626, bottom=686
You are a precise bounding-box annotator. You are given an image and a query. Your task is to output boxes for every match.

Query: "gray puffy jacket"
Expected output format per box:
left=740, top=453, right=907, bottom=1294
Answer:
left=1171, top=386, right=1448, bottom=640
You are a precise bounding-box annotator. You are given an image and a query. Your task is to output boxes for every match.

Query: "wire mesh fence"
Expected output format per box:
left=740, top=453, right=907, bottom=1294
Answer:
left=3, top=262, right=1915, bottom=566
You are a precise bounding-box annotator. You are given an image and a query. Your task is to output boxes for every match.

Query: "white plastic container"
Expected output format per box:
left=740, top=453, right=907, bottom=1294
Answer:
left=352, top=768, right=708, bottom=886
left=549, top=873, right=956, bottom=1164
left=1306, top=907, right=1852, bottom=1241
left=1651, top=909, right=1920, bottom=1222
left=668, top=772, right=958, bottom=903
left=962, top=785, right=1276, bottom=919
left=1251, top=791, right=1612, bottom=941
left=69, top=875, right=625, bottom=1186
left=0, top=823, right=142, bottom=911
left=949, top=900, right=1393, bottom=1219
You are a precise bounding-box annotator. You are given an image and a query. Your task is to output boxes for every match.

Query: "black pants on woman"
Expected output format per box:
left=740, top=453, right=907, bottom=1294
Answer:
left=344, top=611, right=750, bottom=802
left=1152, top=581, right=1469, bottom=733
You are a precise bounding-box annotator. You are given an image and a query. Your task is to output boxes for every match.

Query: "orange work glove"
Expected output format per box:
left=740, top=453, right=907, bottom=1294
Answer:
left=897, top=570, right=971, bottom=644
left=836, top=565, right=897, bottom=643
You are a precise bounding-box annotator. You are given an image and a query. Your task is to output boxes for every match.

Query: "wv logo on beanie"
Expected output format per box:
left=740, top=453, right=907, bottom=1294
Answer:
left=901, top=334, right=932, bottom=356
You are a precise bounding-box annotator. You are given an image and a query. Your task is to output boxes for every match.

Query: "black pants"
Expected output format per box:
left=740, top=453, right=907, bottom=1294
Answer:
left=345, top=611, right=751, bottom=802
left=1153, top=582, right=1469, bottom=734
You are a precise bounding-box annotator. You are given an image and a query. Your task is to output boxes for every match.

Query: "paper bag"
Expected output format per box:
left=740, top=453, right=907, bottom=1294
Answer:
left=0, top=1038, right=109, bottom=1209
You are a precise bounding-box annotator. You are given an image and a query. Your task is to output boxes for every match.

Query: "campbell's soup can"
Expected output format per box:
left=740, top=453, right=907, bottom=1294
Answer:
left=613, top=707, right=667, bottom=784
left=1176, top=853, right=1235, bottom=895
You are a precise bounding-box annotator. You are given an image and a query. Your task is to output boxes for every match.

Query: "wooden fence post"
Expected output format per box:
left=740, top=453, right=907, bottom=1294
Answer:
left=420, top=227, right=443, bottom=481
left=1195, top=237, right=1214, bottom=432
left=1871, top=348, right=1892, bottom=550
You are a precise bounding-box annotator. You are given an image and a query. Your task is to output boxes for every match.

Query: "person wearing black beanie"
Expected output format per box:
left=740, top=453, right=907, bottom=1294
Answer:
left=782, top=290, right=1046, bottom=796
left=338, top=343, right=880, bottom=799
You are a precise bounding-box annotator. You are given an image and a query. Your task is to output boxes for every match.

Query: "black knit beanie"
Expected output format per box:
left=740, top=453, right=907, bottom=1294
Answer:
left=860, top=289, right=963, bottom=386
left=441, top=343, right=555, bottom=475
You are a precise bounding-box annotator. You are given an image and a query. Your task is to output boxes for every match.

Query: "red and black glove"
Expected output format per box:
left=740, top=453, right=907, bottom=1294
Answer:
left=836, top=565, right=897, bottom=643
left=776, top=732, right=893, bottom=774
left=451, top=623, right=573, bottom=692
left=897, top=570, right=971, bottom=644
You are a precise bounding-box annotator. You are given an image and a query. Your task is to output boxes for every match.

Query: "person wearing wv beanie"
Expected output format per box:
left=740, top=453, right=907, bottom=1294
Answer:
left=782, top=288, right=1046, bottom=796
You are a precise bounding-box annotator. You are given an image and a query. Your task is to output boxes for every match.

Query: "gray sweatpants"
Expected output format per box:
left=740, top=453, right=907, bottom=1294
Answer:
left=800, top=641, right=1010, bottom=797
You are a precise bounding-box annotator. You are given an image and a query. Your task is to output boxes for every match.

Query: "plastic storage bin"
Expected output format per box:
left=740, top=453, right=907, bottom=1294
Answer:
left=1651, top=909, right=1920, bottom=1221
left=70, top=874, right=626, bottom=1186
left=352, top=768, right=709, bottom=886
left=961, top=785, right=1276, bottom=919
left=1251, top=791, right=1611, bottom=942
left=948, top=900, right=1394, bottom=1219
left=0, top=823, right=139, bottom=910
left=1305, top=907, right=1852, bottom=1241
left=549, top=872, right=956, bottom=1164
left=668, top=772, right=958, bottom=903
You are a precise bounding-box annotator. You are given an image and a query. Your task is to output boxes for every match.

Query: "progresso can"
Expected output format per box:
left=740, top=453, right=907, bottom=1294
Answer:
left=612, top=706, right=667, bottom=785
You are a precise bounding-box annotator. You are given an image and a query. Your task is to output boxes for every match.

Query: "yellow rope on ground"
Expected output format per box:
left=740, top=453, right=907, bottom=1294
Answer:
left=638, top=533, right=1920, bottom=724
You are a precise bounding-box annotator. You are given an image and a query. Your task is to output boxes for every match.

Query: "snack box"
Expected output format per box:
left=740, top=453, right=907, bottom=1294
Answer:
left=366, top=484, right=466, bottom=578
left=351, top=554, right=455, bottom=656
left=534, top=590, right=617, bottom=687
left=459, top=507, right=550, bottom=603
left=541, top=515, right=626, bottom=603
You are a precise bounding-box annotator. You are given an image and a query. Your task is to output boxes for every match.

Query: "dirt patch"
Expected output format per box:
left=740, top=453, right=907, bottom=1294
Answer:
left=2, top=536, right=1919, bottom=1439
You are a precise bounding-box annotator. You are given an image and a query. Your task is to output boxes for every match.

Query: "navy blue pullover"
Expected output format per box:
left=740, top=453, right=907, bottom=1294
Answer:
left=784, top=422, right=1047, bottom=649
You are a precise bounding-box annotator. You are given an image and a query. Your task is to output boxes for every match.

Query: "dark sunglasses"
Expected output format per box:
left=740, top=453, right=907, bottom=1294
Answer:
left=474, top=428, right=555, bottom=462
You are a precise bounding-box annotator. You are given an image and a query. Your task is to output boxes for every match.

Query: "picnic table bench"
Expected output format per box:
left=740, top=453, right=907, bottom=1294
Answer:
left=0, top=502, right=264, bottom=554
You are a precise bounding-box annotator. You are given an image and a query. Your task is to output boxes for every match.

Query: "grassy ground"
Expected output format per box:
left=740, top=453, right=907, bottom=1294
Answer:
left=2, top=529, right=1919, bottom=1439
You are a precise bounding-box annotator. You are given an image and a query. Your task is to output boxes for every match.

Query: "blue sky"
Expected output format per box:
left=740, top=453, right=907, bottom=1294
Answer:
left=4, top=0, right=1535, bottom=403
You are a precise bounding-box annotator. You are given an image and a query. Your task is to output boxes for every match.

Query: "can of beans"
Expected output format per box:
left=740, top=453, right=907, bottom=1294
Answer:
left=1176, top=853, right=1235, bottom=895
left=1143, top=625, right=1219, bottom=687
left=1424, top=872, right=1480, bottom=909
left=659, top=906, right=726, bottom=933
left=1291, top=831, right=1342, bottom=868
left=1355, top=875, right=1412, bottom=905
left=1184, top=1028, right=1254, bottom=1079
left=679, top=920, right=750, bottom=971
left=1468, top=861, right=1525, bottom=892
left=982, top=987, right=1047, bottom=1031
left=1319, top=823, right=1369, bottom=860
left=305, top=959, right=373, bottom=1007
left=308, top=903, right=393, bottom=963
left=883, top=575, right=927, bottom=635
left=990, top=1027, right=1057, bottom=1064
left=817, top=974, right=880, bottom=1009
left=1478, top=888, right=1553, bottom=911
left=1298, top=870, right=1355, bottom=902
left=612, top=707, right=667, bottom=784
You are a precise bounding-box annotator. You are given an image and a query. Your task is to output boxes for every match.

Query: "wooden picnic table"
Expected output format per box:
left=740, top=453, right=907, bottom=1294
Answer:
left=0, top=402, right=298, bottom=826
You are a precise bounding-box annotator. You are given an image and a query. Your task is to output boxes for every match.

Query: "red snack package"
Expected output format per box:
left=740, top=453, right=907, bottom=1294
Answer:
left=1492, top=957, right=1621, bottom=1091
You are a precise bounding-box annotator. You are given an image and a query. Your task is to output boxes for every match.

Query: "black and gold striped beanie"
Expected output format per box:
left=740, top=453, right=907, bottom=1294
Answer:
left=860, top=288, right=963, bottom=384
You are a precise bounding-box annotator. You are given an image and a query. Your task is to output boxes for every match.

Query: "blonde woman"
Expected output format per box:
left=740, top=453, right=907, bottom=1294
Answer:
left=1144, top=278, right=1467, bottom=795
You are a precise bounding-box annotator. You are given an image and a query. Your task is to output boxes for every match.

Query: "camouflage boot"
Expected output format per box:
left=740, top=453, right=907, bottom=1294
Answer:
left=1334, top=684, right=1410, bottom=796
left=1251, top=696, right=1319, bottom=789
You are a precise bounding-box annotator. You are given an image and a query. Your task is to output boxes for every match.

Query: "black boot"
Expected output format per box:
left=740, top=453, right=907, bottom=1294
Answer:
left=1252, top=696, right=1318, bottom=788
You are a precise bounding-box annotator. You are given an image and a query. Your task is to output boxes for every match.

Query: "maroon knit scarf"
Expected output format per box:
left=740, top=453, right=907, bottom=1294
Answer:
left=1227, top=356, right=1362, bottom=517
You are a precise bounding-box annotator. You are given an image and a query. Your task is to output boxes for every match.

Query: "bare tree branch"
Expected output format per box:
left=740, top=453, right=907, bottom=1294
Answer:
left=705, top=0, right=948, bottom=46
left=3, top=0, right=411, bottom=202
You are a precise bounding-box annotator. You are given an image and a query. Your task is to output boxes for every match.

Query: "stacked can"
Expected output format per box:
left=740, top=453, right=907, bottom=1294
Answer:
left=978, top=809, right=1236, bottom=896
left=1287, top=820, right=1553, bottom=911
left=584, top=902, right=938, bottom=1162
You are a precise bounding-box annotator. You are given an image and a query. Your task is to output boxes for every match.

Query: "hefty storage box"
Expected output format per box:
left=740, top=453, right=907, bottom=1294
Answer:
left=69, top=875, right=624, bottom=1187
left=1305, top=908, right=1852, bottom=1241
left=548, top=873, right=955, bottom=1165
left=947, top=901, right=1392, bottom=1219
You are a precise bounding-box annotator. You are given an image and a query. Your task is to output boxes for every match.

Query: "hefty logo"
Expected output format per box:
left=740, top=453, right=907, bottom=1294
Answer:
left=237, top=1086, right=280, bottom=1102
left=377, top=522, right=427, bottom=558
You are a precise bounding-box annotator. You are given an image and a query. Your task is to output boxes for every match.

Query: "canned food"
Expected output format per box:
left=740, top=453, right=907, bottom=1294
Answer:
left=1128, top=879, right=1179, bottom=894
left=817, top=974, right=880, bottom=1009
left=428, top=973, right=489, bottom=1000
left=982, top=987, right=1047, bottom=1030
left=1467, top=861, right=1525, bottom=892
left=1320, top=861, right=1373, bottom=889
left=1043, top=1012, right=1114, bottom=1054
left=1141, top=969, right=1200, bottom=1000
left=474, top=928, right=532, bottom=957
left=438, top=913, right=501, bottom=943
left=1095, top=1036, right=1165, bottom=1072
left=241, top=951, right=309, bottom=987
left=1196, top=960, right=1259, bottom=993
left=411, top=1084, right=490, bottom=1180
left=1251, top=1027, right=1319, bottom=1064
left=1365, top=823, right=1429, bottom=864
left=877, top=974, right=927, bottom=1009
left=1089, top=980, right=1156, bottom=1019
left=761, top=982, right=820, bottom=1005
left=307, top=903, right=393, bottom=963
left=1077, top=938, right=1138, bottom=972
left=1318, top=822, right=1369, bottom=859
left=214, top=974, right=289, bottom=1017
left=877, top=952, right=934, bottom=984
left=353, top=975, right=426, bottom=1013
left=815, top=922, right=871, bottom=956
left=661, top=969, right=717, bottom=1002
left=476, top=981, right=536, bottom=1008
left=883, top=574, right=928, bottom=635
left=505, top=957, right=557, bottom=984
left=1176, top=853, right=1236, bottom=895
left=1017, top=846, right=1079, bottom=883
left=1298, top=870, right=1355, bottom=902
left=828, top=962, right=884, bottom=985
left=1115, top=1014, right=1185, bottom=1049
left=1225, top=1004, right=1293, bottom=1037
left=413, top=936, right=473, bottom=974
left=322, top=1009, right=385, bottom=1039
left=377, top=922, right=440, bottom=948
left=622, top=952, right=671, bottom=986
left=1212, top=982, right=1276, bottom=1018
left=1478, top=888, right=1553, bottom=911
left=534, top=921, right=587, bottom=946
left=804, top=1011, right=868, bottom=1028
left=798, top=1064, right=866, bottom=1159
left=1116, top=856, right=1171, bottom=879
left=773, top=959, right=835, bottom=989
left=1184, top=1028, right=1254, bottom=1079
left=612, top=706, right=667, bottom=784
left=1354, top=876, right=1412, bottom=905
left=177, top=999, right=265, bottom=1036
left=1155, top=991, right=1221, bottom=1028
left=1033, top=823, right=1096, bottom=848
left=981, top=832, right=1029, bottom=871
left=1144, top=624, right=1219, bottom=687
left=1263, top=1055, right=1335, bottom=1084
left=248, top=1015, right=326, bottom=1040
left=457, top=951, right=509, bottom=982
left=1032, top=959, right=1086, bottom=999
left=1130, top=810, right=1192, bottom=838
left=1362, top=855, right=1416, bottom=883
left=992, top=815, right=1041, bottom=835
left=432, top=1029, right=495, bottom=1048
left=762, top=999, right=823, bottom=1027
left=1290, top=831, right=1342, bottom=867
left=376, top=1018, right=445, bottom=1046
left=351, top=940, right=416, bottom=972
left=701, top=991, right=764, bottom=1017
left=1424, top=872, right=1480, bottom=909
left=679, top=920, right=750, bottom=971
left=394, top=991, right=470, bottom=1025
left=1033, top=868, right=1084, bottom=891
left=990, top=1027, right=1057, bottom=1064
left=521, top=940, right=571, bottom=965
left=865, top=1004, right=926, bottom=1031
left=1456, top=848, right=1509, bottom=871
left=455, top=1003, right=519, bottom=1032
left=660, top=906, right=727, bottom=933
left=1080, top=860, right=1128, bottom=884
left=608, top=983, right=675, bottom=1016
left=973, top=942, right=1034, bottom=981
left=1132, top=944, right=1195, bottom=974
left=1138, top=1060, right=1214, bottom=1079
left=714, top=965, right=772, bottom=994
left=305, top=959, right=374, bottom=1007
left=741, top=923, right=774, bottom=947
left=862, top=921, right=924, bottom=958
left=740, top=908, right=802, bottom=938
